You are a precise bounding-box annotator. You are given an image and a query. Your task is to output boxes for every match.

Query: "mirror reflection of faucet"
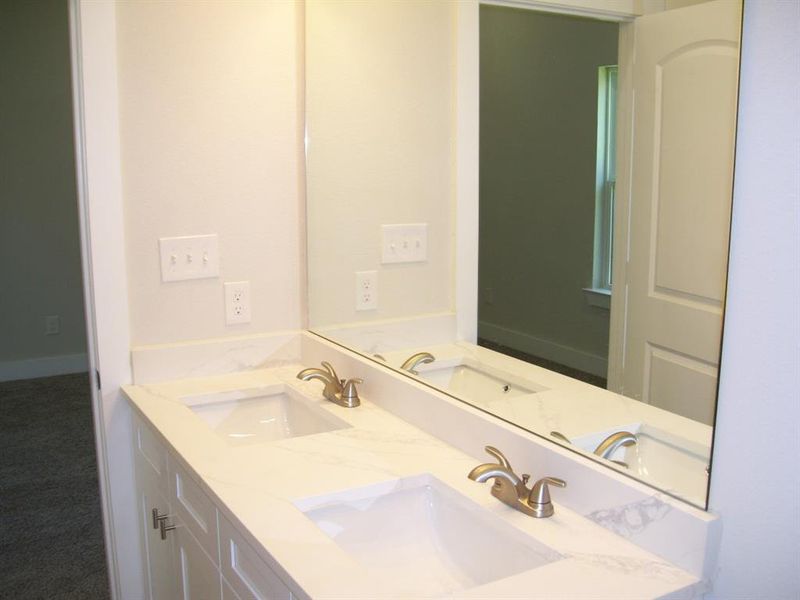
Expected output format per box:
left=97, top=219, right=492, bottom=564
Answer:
left=594, top=431, right=638, bottom=463
left=550, top=430, right=637, bottom=469
left=296, top=361, right=362, bottom=408
left=467, top=446, right=566, bottom=518
left=400, top=352, right=435, bottom=375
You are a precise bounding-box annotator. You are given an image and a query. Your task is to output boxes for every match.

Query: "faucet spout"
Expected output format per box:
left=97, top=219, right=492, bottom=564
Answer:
left=296, top=367, right=333, bottom=384
left=594, top=431, right=638, bottom=460
left=467, top=463, right=522, bottom=487
left=400, top=352, right=436, bottom=375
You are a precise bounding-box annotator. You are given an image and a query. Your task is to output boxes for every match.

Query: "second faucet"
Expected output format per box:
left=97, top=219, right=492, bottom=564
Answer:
left=296, top=361, right=362, bottom=408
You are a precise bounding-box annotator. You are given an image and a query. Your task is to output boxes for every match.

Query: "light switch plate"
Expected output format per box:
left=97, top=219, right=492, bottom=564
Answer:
left=381, top=224, right=428, bottom=264
left=159, top=234, right=220, bottom=282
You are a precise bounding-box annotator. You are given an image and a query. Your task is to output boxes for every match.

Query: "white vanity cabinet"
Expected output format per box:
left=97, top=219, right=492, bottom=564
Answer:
left=131, top=414, right=299, bottom=600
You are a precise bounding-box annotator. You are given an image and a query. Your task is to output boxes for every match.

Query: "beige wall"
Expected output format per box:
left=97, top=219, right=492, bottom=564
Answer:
left=116, top=0, right=304, bottom=346
left=0, top=0, right=87, bottom=370
left=305, top=0, right=454, bottom=328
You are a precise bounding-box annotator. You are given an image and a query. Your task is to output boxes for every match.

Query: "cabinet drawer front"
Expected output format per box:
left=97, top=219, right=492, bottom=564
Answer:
left=133, top=415, right=169, bottom=490
left=219, top=515, right=292, bottom=600
left=171, top=459, right=220, bottom=566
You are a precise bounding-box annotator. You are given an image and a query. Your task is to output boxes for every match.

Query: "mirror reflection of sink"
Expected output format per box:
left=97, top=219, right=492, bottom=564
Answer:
left=182, top=385, right=350, bottom=446
left=295, top=475, right=560, bottom=597
left=415, top=360, right=546, bottom=406
left=571, top=425, right=710, bottom=504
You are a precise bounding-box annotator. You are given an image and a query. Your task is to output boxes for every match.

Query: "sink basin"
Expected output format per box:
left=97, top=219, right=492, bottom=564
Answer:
left=416, top=360, right=545, bottom=407
left=572, top=424, right=710, bottom=504
left=295, top=475, right=560, bottom=597
left=182, top=385, right=349, bottom=446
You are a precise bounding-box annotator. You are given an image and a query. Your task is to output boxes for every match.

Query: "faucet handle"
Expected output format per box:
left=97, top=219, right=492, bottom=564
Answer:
left=528, top=476, right=566, bottom=506
left=320, top=361, right=341, bottom=386
left=484, top=446, right=512, bottom=470
left=339, top=378, right=363, bottom=407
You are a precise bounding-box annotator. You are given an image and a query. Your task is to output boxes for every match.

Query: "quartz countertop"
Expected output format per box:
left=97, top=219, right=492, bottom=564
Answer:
left=123, top=365, right=702, bottom=600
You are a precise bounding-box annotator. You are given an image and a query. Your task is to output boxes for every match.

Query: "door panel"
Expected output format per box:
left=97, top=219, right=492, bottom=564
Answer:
left=619, top=0, right=740, bottom=424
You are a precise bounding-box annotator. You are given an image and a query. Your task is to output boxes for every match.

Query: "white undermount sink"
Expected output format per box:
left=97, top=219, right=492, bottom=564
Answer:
left=295, top=475, right=561, bottom=597
left=182, top=385, right=350, bottom=446
left=571, top=424, right=710, bottom=505
left=415, top=359, right=546, bottom=407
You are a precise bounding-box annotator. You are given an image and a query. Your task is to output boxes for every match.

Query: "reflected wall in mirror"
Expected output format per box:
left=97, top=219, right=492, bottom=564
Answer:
left=306, top=0, right=742, bottom=509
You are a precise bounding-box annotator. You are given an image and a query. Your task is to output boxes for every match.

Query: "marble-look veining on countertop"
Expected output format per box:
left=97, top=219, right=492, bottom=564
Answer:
left=123, top=364, right=704, bottom=600
left=130, top=330, right=301, bottom=384
left=587, top=495, right=674, bottom=537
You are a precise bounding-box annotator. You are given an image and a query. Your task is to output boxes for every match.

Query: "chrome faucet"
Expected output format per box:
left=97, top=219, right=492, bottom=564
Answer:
left=296, top=361, right=362, bottom=408
left=400, top=351, right=435, bottom=374
left=468, top=446, right=566, bottom=518
left=594, top=431, right=637, bottom=460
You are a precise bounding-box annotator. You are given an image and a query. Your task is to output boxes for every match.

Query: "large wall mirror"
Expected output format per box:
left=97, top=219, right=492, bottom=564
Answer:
left=305, top=0, right=742, bottom=509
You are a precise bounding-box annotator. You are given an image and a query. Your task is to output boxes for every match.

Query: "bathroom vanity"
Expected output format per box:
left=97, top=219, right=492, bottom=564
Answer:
left=123, top=333, right=717, bottom=600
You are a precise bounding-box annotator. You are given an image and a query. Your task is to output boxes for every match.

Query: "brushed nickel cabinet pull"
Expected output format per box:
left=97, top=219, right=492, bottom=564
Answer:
left=151, top=508, right=168, bottom=530
left=159, top=519, right=176, bottom=540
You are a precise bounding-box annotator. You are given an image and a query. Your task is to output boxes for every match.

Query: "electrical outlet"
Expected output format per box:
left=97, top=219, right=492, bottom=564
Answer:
left=44, top=315, right=60, bottom=336
left=355, top=271, right=378, bottom=311
left=224, top=281, right=251, bottom=324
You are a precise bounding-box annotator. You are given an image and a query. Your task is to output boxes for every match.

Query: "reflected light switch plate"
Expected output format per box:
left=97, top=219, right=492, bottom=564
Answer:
left=381, top=223, right=428, bottom=264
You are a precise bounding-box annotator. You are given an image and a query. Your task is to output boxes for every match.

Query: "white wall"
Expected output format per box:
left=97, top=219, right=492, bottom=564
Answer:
left=0, top=0, right=87, bottom=381
left=708, top=1, right=800, bottom=598
left=115, top=0, right=304, bottom=347
left=305, top=0, right=454, bottom=328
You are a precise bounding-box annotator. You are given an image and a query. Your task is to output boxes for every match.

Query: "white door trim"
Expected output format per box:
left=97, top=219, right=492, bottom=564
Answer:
left=68, top=1, right=143, bottom=597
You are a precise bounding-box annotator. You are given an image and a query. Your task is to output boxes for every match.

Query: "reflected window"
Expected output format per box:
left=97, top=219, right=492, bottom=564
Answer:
left=593, top=65, right=618, bottom=293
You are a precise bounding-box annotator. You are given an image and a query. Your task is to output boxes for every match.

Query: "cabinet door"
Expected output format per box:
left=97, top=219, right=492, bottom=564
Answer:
left=170, top=457, right=220, bottom=565
left=222, top=576, right=242, bottom=600
left=138, top=473, right=178, bottom=600
left=218, top=514, right=293, bottom=600
left=173, top=525, right=222, bottom=600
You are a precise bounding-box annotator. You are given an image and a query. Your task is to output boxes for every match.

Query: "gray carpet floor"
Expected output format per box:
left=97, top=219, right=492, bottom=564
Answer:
left=1, top=372, right=111, bottom=599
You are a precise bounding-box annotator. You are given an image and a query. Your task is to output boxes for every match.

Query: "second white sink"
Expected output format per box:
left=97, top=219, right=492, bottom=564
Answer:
left=295, top=474, right=561, bottom=597
left=182, top=385, right=350, bottom=446
left=416, top=359, right=545, bottom=407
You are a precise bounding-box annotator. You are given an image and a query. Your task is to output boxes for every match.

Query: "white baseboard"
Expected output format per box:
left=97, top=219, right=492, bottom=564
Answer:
left=478, top=321, right=608, bottom=378
left=0, top=353, right=89, bottom=383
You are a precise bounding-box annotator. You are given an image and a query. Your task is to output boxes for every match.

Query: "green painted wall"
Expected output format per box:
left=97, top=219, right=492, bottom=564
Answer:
left=478, top=6, right=618, bottom=375
left=0, top=0, right=87, bottom=366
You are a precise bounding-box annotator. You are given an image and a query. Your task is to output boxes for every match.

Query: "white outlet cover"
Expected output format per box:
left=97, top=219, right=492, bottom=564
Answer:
left=159, top=234, right=220, bottom=282
left=381, top=224, right=428, bottom=264
left=224, top=281, right=251, bottom=324
left=355, top=271, right=378, bottom=311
